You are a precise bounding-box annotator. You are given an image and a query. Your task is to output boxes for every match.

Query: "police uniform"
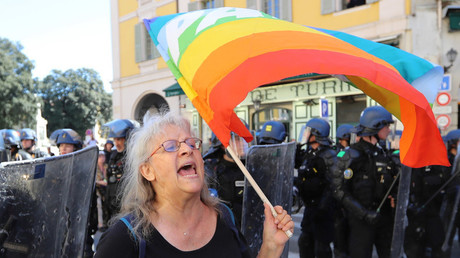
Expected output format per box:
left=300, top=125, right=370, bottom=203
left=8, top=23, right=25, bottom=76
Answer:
left=214, top=158, right=245, bottom=227
left=102, top=119, right=138, bottom=222
left=295, top=145, right=336, bottom=258
left=404, top=165, right=451, bottom=258
left=105, top=150, right=126, bottom=221
left=333, top=140, right=397, bottom=258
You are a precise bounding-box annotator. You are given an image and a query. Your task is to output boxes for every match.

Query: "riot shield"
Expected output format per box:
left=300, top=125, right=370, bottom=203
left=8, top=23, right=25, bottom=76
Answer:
left=440, top=150, right=460, bottom=252
left=390, top=165, right=411, bottom=258
left=0, top=146, right=98, bottom=257
left=241, top=142, right=295, bottom=258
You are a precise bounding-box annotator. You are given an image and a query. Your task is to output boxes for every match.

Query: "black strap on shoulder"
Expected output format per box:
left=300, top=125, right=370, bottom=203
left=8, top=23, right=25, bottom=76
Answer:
left=120, top=214, right=146, bottom=258
left=218, top=203, right=250, bottom=255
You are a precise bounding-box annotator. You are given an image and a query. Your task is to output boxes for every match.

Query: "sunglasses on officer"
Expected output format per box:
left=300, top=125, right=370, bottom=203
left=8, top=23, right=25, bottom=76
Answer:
left=147, top=137, right=202, bottom=159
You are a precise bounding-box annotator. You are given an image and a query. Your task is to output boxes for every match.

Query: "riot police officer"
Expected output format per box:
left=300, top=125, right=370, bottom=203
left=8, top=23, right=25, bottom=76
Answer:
left=404, top=164, right=452, bottom=258
left=103, top=119, right=138, bottom=221
left=336, top=124, right=354, bottom=152
left=257, top=120, right=287, bottom=145
left=444, top=129, right=460, bottom=165
left=203, top=128, right=248, bottom=227
left=19, top=128, right=49, bottom=159
left=295, top=118, right=336, bottom=258
left=332, top=106, right=397, bottom=258
left=333, top=123, right=355, bottom=258
left=1, top=129, right=31, bottom=161
left=56, top=129, right=83, bottom=155
left=440, top=129, right=460, bottom=256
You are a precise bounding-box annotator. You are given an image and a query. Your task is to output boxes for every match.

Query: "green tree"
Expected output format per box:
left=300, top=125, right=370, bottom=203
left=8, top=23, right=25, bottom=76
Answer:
left=38, top=68, right=112, bottom=137
left=0, top=38, right=38, bottom=129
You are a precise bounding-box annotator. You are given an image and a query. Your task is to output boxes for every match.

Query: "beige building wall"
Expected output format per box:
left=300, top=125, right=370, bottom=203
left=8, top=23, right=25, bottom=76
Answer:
left=110, top=0, right=458, bottom=136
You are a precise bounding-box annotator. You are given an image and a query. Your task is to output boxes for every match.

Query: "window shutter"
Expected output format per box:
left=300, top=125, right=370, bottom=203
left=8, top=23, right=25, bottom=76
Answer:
left=151, top=44, right=160, bottom=59
left=366, top=0, right=378, bottom=4
left=188, top=1, right=203, bottom=11
left=280, top=0, right=292, bottom=21
left=246, top=0, right=258, bottom=10
left=215, top=0, right=224, bottom=7
left=135, top=23, right=143, bottom=63
left=321, top=0, right=335, bottom=15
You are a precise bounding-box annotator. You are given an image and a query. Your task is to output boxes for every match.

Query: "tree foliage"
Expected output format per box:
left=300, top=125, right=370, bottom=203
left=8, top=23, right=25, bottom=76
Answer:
left=0, top=38, right=38, bottom=129
left=37, top=68, right=112, bottom=137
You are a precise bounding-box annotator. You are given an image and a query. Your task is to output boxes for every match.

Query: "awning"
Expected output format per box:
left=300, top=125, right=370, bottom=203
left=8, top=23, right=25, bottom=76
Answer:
left=163, top=82, right=185, bottom=97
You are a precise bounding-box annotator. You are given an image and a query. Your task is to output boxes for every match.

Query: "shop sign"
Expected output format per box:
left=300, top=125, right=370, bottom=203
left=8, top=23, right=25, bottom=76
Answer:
left=240, top=78, right=362, bottom=105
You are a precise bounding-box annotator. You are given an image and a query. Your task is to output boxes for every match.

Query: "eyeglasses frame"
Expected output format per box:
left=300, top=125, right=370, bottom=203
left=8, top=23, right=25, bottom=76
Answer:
left=147, top=137, right=202, bottom=160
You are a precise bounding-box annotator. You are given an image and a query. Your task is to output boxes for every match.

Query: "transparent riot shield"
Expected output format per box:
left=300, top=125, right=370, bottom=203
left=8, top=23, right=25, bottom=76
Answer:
left=0, top=146, right=98, bottom=257
left=390, top=165, right=411, bottom=258
left=241, top=142, right=295, bottom=258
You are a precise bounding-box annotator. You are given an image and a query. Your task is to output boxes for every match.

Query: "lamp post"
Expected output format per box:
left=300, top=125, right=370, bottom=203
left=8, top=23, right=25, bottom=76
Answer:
left=444, top=48, right=458, bottom=73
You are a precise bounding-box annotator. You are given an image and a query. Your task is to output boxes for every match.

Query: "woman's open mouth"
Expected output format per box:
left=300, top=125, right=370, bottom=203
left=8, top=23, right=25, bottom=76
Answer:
left=177, top=163, right=197, bottom=177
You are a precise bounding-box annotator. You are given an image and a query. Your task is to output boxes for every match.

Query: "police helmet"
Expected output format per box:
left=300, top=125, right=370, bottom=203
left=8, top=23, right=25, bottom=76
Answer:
left=258, top=121, right=286, bottom=145
left=358, top=106, right=394, bottom=136
left=305, top=118, right=331, bottom=146
left=20, top=128, right=37, bottom=141
left=49, top=129, right=64, bottom=146
left=2, top=129, right=21, bottom=149
left=104, top=119, right=139, bottom=139
left=336, top=124, right=354, bottom=140
left=56, top=129, right=82, bottom=150
left=203, top=133, right=224, bottom=160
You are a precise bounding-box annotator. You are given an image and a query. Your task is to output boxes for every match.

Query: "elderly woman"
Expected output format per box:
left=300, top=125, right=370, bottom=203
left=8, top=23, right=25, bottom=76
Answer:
left=95, top=111, right=294, bottom=257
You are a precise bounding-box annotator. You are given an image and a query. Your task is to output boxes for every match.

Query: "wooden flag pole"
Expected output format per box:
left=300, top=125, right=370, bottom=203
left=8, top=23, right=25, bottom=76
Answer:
left=226, top=146, right=293, bottom=238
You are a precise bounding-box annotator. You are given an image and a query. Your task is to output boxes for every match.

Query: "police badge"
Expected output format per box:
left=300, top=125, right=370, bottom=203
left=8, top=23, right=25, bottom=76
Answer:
left=344, top=168, right=353, bottom=179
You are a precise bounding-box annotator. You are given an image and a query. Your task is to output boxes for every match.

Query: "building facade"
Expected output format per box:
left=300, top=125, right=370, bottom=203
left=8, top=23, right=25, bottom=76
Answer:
left=110, top=0, right=460, bottom=149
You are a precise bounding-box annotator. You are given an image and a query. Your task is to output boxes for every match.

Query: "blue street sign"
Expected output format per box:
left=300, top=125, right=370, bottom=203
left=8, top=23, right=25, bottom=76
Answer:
left=440, top=74, right=451, bottom=91
left=320, top=99, right=328, bottom=118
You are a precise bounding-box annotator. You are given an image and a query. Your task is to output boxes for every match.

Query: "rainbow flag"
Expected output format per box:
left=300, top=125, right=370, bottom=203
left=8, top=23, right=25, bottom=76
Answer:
left=144, top=7, right=448, bottom=168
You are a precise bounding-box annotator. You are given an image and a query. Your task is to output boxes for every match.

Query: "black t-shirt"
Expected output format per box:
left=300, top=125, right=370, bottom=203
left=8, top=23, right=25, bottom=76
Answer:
left=95, top=214, right=247, bottom=258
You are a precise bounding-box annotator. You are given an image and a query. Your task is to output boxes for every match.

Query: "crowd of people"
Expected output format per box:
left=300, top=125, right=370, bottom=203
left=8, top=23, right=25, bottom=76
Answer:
left=2, top=104, right=460, bottom=257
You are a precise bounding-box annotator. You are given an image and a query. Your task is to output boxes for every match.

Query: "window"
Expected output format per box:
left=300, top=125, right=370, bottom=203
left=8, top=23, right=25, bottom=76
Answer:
left=135, top=23, right=160, bottom=63
left=204, top=0, right=215, bottom=9
left=188, top=0, right=224, bottom=11
left=246, top=0, right=291, bottom=21
left=262, top=0, right=280, bottom=18
left=321, top=0, right=378, bottom=15
left=252, top=107, right=292, bottom=139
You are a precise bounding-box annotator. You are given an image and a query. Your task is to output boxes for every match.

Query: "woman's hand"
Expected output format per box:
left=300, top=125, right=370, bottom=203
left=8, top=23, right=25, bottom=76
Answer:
left=257, top=203, right=294, bottom=258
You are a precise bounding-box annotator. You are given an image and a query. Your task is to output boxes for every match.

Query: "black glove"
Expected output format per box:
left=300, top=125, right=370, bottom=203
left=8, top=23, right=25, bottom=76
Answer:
left=364, top=211, right=381, bottom=225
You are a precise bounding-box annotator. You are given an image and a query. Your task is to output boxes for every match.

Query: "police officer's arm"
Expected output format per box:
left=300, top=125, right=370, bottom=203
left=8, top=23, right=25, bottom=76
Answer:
left=318, top=149, right=338, bottom=210
left=331, top=149, right=377, bottom=223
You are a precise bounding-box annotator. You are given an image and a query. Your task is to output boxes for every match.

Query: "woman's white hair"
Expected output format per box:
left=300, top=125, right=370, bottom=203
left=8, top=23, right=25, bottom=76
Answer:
left=112, top=110, right=219, bottom=239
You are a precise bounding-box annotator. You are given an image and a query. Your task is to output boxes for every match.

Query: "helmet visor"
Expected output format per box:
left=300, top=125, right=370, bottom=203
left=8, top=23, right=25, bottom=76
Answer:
left=229, top=133, right=248, bottom=159
left=350, top=131, right=359, bottom=145
left=302, top=127, right=313, bottom=145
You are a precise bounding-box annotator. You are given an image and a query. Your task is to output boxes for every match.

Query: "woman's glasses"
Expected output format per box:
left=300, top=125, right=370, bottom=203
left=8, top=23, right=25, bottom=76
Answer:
left=147, top=137, right=202, bottom=159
